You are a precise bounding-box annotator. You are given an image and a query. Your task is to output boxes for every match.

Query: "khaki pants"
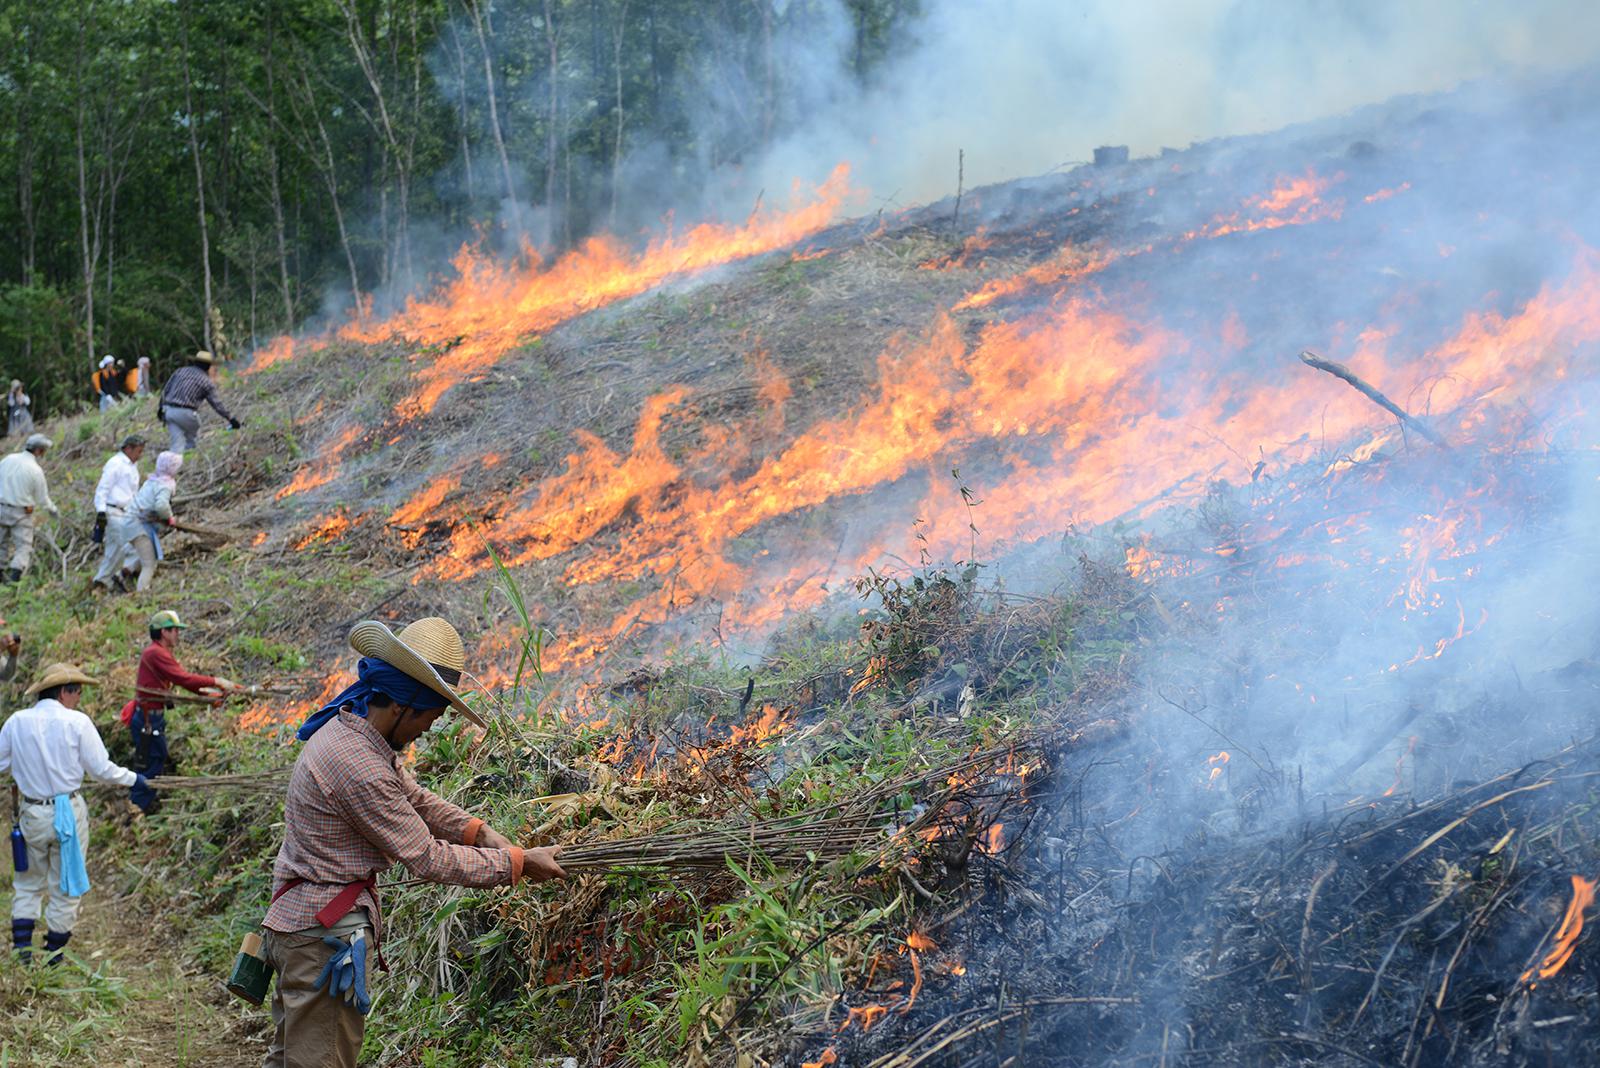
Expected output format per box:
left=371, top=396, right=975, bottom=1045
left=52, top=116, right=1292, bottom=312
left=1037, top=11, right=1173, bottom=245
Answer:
left=262, top=926, right=371, bottom=1068
left=10, top=794, right=89, bottom=933
left=0, top=503, right=34, bottom=571
left=129, top=531, right=159, bottom=591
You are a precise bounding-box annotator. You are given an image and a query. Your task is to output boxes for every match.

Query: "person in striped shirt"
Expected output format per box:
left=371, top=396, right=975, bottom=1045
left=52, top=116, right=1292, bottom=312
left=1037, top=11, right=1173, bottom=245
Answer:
left=158, top=351, right=241, bottom=453
left=260, top=618, right=563, bottom=1067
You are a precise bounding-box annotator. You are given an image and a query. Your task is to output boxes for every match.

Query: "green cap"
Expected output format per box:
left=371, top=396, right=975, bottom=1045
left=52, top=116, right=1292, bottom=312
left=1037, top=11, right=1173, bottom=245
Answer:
left=149, top=609, right=189, bottom=631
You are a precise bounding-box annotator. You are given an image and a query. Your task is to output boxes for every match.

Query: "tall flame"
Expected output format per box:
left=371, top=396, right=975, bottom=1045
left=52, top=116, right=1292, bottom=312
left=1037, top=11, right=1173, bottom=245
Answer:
left=1521, top=875, right=1597, bottom=986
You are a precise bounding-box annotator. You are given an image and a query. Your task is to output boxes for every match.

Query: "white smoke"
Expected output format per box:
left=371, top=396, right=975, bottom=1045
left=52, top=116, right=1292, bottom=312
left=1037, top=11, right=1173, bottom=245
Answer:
left=742, top=0, right=1600, bottom=208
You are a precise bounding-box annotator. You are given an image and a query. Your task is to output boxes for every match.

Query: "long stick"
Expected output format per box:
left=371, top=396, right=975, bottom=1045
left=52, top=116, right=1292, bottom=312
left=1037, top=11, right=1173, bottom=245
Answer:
left=1298, top=351, right=1447, bottom=448
left=171, top=519, right=233, bottom=540
left=135, top=687, right=222, bottom=706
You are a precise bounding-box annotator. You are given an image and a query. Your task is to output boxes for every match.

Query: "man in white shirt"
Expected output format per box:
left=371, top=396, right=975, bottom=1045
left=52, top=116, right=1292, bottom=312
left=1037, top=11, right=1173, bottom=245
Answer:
left=91, top=434, right=146, bottom=593
left=0, top=434, right=58, bottom=583
left=1, top=663, right=155, bottom=964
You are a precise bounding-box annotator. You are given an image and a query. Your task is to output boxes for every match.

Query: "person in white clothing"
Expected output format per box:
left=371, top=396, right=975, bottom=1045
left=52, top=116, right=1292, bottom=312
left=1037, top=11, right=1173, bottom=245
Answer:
left=91, top=434, right=146, bottom=593
left=1, top=663, right=156, bottom=964
left=0, top=434, right=58, bottom=582
left=125, top=451, right=183, bottom=592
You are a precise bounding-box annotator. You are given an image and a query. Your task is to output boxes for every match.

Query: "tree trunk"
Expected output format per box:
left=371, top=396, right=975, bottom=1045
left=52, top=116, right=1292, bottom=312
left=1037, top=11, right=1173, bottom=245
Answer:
left=543, top=0, right=560, bottom=225
left=180, top=2, right=215, bottom=349
left=466, top=0, right=519, bottom=235
left=446, top=18, right=475, bottom=201
left=16, top=24, right=38, bottom=365
left=610, top=0, right=630, bottom=228
left=264, top=10, right=296, bottom=328
left=74, top=38, right=97, bottom=366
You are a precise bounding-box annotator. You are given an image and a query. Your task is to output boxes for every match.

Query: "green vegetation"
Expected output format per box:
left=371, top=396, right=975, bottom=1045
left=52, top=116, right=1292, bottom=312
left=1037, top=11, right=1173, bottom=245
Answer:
left=0, top=0, right=921, bottom=416
left=0, top=381, right=1149, bottom=1063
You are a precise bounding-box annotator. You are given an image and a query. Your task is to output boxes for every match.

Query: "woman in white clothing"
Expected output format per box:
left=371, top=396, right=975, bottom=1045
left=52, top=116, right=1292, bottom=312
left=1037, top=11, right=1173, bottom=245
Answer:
left=127, top=451, right=182, bottom=592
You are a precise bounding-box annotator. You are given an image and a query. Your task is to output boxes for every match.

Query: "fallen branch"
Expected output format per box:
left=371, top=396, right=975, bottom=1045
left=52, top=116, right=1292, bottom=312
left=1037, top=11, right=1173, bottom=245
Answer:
left=1299, top=350, right=1447, bottom=448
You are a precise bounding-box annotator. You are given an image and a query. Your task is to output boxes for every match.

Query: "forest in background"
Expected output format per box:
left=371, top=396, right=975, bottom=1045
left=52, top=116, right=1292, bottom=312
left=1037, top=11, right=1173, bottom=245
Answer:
left=0, top=0, right=914, bottom=417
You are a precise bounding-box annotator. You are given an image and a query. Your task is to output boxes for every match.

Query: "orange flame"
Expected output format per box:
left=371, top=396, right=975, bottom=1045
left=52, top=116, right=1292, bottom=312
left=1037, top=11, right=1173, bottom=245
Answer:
left=250, top=334, right=296, bottom=372
left=1206, top=751, right=1231, bottom=787
left=727, top=703, right=793, bottom=745
left=293, top=511, right=354, bottom=550
left=332, top=164, right=852, bottom=419
left=276, top=425, right=364, bottom=500
left=802, top=1050, right=838, bottom=1068
left=838, top=1004, right=888, bottom=1032
left=1380, top=736, right=1418, bottom=797
left=1521, top=875, right=1597, bottom=986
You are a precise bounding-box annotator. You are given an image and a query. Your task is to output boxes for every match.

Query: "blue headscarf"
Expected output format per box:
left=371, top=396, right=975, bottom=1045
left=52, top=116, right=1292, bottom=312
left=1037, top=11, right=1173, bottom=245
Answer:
left=296, top=657, right=450, bottom=741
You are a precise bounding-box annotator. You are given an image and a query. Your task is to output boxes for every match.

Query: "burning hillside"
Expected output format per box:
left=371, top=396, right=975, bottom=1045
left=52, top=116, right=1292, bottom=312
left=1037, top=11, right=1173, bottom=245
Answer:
left=246, top=65, right=1600, bottom=694
left=193, top=63, right=1600, bottom=1066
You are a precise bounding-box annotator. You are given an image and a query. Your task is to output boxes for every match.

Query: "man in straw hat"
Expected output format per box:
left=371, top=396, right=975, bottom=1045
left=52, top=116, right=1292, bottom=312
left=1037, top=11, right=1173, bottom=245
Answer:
left=0, top=433, right=58, bottom=582
left=158, top=350, right=241, bottom=453
left=260, top=617, right=563, bottom=1067
left=0, top=663, right=158, bottom=964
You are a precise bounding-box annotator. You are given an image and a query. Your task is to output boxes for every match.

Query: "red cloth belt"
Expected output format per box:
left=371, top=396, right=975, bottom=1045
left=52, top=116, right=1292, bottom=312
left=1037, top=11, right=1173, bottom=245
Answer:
left=271, top=875, right=376, bottom=928
left=271, top=875, right=387, bottom=970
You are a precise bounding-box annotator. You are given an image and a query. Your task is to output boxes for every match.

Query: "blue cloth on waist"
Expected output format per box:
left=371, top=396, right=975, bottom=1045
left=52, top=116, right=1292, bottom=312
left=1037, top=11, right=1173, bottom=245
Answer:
left=53, top=795, right=90, bottom=897
left=296, top=657, right=449, bottom=741
left=139, top=520, right=165, bottom=560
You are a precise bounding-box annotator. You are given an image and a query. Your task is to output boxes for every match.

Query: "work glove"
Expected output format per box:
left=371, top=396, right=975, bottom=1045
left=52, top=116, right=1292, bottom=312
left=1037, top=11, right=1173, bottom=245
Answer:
left=92, top=512, right=106, bottom=543
left=228, top=417, right=242, bottom=431
left=314, top=930, right=371, bottom=1015
left=129, top=774, right=160, bottom=816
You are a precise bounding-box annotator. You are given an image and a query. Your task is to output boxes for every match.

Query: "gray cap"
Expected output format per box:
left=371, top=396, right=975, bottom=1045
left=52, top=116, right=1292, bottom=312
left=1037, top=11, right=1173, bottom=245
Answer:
left=24, top=433, right=52, bottom=451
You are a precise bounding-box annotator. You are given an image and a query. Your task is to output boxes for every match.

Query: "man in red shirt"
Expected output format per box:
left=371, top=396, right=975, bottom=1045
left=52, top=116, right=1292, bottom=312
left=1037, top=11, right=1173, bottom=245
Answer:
left=128, top=609, right=238, bottom=776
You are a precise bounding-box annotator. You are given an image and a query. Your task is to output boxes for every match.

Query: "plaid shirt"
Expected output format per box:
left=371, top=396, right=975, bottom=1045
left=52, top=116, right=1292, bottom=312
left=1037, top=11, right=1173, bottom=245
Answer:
left=159, top=365, right=235, bottom=421
left=264, top=711, right=521, bottom=938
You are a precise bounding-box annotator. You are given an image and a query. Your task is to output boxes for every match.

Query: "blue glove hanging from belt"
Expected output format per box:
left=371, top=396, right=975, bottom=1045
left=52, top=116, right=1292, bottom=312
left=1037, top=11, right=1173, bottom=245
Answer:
left=314, top=929, right=371, bottom=1015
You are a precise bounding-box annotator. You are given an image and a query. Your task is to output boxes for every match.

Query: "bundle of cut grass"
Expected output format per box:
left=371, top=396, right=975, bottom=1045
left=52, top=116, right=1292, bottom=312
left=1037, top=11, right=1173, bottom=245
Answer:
left=555, top=810, right=891, bottom=871
left=96, top=770, right=291, bottom=793
left=549, top=739, right=1041, bottom=871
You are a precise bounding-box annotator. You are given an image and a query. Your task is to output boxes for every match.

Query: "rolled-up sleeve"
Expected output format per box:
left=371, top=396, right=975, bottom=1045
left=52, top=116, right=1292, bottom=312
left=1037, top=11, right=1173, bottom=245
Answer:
left=336, top=769, right=513, bottom=888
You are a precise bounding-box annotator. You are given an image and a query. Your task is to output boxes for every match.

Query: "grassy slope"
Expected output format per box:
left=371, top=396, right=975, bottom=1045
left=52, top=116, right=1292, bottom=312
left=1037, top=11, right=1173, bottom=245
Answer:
left=0, top=224, right=1146, bottom=1066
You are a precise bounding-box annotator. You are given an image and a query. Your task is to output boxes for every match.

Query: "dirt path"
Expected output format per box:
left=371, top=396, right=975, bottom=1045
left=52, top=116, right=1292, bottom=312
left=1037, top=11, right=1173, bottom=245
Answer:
left=0, top=870, right=267, bottom=1067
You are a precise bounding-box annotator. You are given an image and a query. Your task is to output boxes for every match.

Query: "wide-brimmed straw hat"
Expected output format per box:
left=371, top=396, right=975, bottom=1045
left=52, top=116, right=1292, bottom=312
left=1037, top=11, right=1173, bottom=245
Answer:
left=191, top=350, right=216, bottom=366
left=347, top=618, right=486, bottom=728
left=26, top=662, right=99, bottom=696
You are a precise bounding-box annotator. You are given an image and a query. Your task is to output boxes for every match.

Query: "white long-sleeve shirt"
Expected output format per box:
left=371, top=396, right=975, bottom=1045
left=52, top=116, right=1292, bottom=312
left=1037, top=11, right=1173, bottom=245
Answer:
left=0, top=697, right=138, bottom=799
left=93, top=451, right=141, bottom=515
left=0, top=450, right=57, bottom=514
left=0, top=693, right=137, bottom=799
